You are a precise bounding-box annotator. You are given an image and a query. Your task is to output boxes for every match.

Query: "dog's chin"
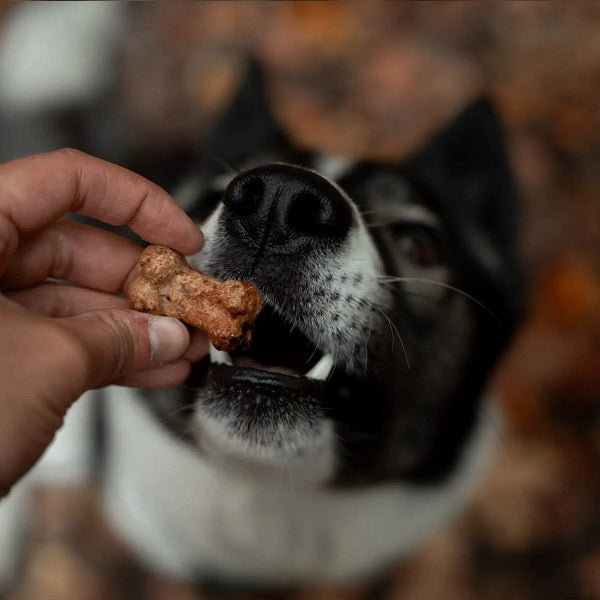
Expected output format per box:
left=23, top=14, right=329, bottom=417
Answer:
left=190, top=362, right=338, bottom=485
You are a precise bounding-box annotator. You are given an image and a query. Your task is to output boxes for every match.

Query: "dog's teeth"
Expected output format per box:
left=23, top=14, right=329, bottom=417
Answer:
left=305, top=354, right=334, bottom=381
left=209, top=343, right=232, bottom=365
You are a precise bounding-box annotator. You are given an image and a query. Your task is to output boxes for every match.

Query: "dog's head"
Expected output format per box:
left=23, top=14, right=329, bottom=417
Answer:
left=147, top=62, right=524, bottom=488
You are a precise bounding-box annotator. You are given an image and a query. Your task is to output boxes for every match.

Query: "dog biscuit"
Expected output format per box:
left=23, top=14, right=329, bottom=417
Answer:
left=127, top=245, right=262, bottom=351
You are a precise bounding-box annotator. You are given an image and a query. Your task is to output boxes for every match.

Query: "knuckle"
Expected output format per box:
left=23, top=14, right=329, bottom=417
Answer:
left=94, top=311, right=137, bottom=375
left=56, top=311, right=140, bottom=388
left=52, top=147, right=86, bottom=162
left=85, top=311, right=138, bottom=386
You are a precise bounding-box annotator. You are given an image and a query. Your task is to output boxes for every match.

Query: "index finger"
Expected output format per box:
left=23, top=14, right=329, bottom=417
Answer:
left=0, top=148, right=202, bottom=258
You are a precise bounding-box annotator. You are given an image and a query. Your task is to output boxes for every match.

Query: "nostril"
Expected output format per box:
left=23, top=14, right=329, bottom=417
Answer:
left=288, top=189, right=352, bottom=239
left=288, top=191, right=335, bottom=236
left=223, top=175, right=264, bottom=216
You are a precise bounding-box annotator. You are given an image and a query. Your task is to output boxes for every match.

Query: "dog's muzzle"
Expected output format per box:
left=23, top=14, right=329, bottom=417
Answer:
left=187, top=163, right=382, bottom=481
left=206, top=163, right=358, bottom=382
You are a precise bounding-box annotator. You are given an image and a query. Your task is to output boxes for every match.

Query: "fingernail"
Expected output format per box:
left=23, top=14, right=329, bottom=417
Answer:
left=148, top=316, right=189, bottom=364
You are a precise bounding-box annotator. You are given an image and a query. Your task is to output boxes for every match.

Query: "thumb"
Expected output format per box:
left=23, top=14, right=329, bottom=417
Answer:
left=60, top=309, right=191, bottom=391
left=0, top=304, right=189, bottom=496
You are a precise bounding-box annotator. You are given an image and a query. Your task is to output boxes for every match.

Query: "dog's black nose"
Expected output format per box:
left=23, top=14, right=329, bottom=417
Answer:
left=222, top=164, right=353, bottom=250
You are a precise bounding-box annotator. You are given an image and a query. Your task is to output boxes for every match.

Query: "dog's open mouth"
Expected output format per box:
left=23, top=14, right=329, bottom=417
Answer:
left=207, top=305, right=335, bottom=383
left=193, top=304, right=338, bottom=479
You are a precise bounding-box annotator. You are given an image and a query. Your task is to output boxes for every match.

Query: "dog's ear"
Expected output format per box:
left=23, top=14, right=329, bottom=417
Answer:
left=200, top=59, right=290, bottom=172
left=405, top=98, right=525, bottom=327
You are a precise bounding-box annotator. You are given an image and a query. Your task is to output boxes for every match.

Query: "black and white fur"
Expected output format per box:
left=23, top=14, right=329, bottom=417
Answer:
left=0, top=7, right=526, bottom=590
left=98, top=63, right=524, bottom=589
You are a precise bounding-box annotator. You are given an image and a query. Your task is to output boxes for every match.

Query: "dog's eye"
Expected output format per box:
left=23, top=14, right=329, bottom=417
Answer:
left=394, top=223, right=442, bottom=267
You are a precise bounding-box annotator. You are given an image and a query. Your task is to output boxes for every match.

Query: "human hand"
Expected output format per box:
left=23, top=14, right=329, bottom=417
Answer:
left=0, top=149, right=208, bottom=495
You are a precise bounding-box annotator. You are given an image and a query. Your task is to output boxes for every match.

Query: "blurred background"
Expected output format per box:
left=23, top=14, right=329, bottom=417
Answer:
left=0, top=2, right=599, bottom=599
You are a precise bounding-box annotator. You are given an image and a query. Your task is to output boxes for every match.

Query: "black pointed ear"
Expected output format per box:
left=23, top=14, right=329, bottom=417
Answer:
left=405, top=98, right=517, bottom=252
left=200, top=59, right=290, bottom=171
left=405, top=98, right=525, bottom=326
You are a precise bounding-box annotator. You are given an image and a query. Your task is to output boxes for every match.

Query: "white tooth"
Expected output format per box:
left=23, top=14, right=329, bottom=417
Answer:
left=209, top=343, right=232, bottom=365
left=305, top=354, right=334, bottom=381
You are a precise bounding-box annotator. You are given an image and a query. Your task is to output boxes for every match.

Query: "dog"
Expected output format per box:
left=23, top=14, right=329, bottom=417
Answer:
left=91, top=62, right=525, bottom=591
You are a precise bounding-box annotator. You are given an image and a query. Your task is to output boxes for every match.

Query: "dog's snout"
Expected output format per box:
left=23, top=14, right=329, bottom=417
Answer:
left=223, top=164, right=353, bottom=248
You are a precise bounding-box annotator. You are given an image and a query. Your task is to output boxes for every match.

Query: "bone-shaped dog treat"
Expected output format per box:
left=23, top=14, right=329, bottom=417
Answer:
left=127, top=245, right=262, bottom=352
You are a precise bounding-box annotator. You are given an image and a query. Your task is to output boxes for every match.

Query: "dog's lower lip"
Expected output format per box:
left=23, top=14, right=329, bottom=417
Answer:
left=208, top=363, right=326, bottom=394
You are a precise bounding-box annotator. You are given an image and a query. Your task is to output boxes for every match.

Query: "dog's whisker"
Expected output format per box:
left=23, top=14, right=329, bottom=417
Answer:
left=164, top=403, right=198, bottom=418
left=307, top=344, right=320, bottom=366
left=376, top=276, right=501, bottom=323
left=361, top=310, right=377, bottom=377
left=365, top=218, right=404, bottom=229
left=336, top=421, right=380, bottom=444
left=377, top=281, right=445, bottom=307
left=371, top=305, right=410, bottom=369
left=202, top=147, right=242, bottom=175
left=357, top=207, right=382, bottom=218
left=357, top=206, right=403, bottom=222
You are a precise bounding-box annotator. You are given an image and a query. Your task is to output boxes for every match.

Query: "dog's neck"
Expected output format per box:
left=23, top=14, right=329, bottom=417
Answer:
left=102, top=386, right=500, bottom=587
